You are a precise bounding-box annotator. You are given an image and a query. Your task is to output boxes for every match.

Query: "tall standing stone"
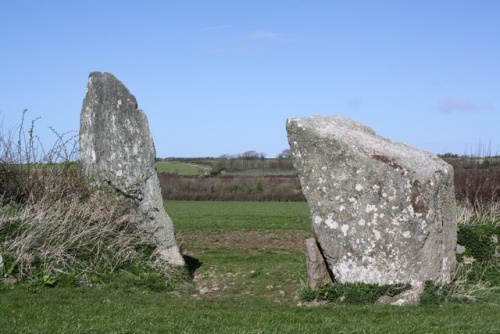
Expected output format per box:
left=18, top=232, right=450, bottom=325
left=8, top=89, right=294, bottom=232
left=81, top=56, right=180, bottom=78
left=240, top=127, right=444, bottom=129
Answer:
left=287, top=115, right=457, bottom=286
left=80, top=72, right=185, bottom=266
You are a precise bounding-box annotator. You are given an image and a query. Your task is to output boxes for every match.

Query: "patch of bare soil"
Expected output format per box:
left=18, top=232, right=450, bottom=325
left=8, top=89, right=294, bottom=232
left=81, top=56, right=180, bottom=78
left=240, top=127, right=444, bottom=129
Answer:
left=177, top=230, right=311, bottom=301
left=177, top=230, right=311, bottom=252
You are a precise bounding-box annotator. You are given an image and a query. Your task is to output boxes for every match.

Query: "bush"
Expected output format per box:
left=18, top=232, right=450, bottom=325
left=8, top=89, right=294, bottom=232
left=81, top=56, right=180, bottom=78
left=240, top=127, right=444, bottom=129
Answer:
left=457, top=224, right=498, bottom=262
left=159, top=174, right=305, bottom=201
left=454, top=169, right=500, bottom=212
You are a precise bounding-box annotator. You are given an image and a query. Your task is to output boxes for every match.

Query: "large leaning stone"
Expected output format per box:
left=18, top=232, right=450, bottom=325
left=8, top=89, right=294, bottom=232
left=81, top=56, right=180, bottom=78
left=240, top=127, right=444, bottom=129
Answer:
left=287, top=115, right=457, bottom=285
left=80, top=72, right=185, bottom=266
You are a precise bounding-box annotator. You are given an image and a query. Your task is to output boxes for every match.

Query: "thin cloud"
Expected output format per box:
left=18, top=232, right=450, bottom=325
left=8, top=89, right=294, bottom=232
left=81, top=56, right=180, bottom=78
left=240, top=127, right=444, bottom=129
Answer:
left=248, top=30, right=283, bottom=40
left=438, top=98, right=494, bottom=113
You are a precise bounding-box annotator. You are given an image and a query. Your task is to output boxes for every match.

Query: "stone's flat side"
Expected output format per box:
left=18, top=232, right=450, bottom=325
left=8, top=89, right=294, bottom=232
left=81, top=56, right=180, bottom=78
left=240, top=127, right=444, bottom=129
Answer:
left=80, top=72, right=184, bottom=266
left=287, top=115, right=457, bottom=285
left=305, top=238, right=334, bottom=290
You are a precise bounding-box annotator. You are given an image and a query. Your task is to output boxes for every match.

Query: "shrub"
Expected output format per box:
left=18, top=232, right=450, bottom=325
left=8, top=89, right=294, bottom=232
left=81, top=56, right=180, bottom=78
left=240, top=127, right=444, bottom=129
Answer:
left=454, top=169, right=500, bottom=212
left=457, top=225, right=498, bottom=262
left=159, top=174, right=305, bottom=201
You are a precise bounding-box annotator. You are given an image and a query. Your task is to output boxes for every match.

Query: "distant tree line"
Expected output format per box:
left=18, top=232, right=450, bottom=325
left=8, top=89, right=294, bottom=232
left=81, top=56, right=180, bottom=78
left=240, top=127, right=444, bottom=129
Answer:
left=158, top=150, right=293, bottom=173
left=211, top=149, right=293, bottom=175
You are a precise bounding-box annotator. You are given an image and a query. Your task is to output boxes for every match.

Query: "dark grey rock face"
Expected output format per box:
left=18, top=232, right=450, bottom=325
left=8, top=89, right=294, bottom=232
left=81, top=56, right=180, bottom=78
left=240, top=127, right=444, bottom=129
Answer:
left=305, top=238, right=334, bottom=289
left=80, top=72, right=184, bottom=266
left=287, top=115, right=457, bottom=285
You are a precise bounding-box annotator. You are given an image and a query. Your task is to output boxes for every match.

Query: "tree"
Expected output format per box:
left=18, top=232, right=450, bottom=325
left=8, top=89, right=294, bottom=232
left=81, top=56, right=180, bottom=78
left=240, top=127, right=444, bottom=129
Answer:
left=240, top=150, right=259, bottom=160
left=277, top=149, right=291, bottom=159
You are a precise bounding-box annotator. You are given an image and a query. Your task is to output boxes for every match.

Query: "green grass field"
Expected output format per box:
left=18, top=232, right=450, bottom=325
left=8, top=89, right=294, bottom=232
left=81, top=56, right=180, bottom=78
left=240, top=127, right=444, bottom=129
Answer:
left=155, top=160, right=297, bottom=176
left=156, top=161, right=209, bottom=175
left=1, top=201, right=499, bottom=333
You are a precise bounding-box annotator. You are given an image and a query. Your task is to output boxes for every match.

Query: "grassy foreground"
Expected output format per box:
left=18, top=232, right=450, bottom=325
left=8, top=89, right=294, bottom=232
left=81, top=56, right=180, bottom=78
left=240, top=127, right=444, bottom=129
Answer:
left=1, top=201, right=499, bottom=333
left=1, top=289, right=499, bottom=333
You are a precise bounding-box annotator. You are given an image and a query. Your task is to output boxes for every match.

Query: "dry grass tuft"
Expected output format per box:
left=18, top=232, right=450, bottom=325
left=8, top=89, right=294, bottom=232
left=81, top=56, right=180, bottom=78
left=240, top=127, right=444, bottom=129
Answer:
left=1, top=189, right=161, bottom=284
left=0, top=111, right=173, bottom=287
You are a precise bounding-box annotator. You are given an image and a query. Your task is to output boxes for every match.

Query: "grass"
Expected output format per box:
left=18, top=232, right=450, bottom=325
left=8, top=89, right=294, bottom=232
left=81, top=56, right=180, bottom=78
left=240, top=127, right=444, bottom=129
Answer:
left=222, top=169, right=298, bottom=176
left=166, top=200, right=311, bottom=232
left=1, top=289, right=500, bottom=333
left=2, top=201, right=499, bottom=333
left=156, top=161, right=209, bottom=175
left=155, top=160, right=297, bottom=176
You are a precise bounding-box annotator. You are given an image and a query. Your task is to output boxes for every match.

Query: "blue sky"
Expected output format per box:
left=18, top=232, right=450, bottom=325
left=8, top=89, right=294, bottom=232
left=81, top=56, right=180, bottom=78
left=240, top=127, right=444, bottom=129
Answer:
left=1, top=1, right=499, bottom=158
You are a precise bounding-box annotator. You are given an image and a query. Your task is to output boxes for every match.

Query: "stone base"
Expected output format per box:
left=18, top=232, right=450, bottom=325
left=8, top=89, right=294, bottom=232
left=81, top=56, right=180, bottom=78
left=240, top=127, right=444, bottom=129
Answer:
left=305, top=237, right=334, bottom=289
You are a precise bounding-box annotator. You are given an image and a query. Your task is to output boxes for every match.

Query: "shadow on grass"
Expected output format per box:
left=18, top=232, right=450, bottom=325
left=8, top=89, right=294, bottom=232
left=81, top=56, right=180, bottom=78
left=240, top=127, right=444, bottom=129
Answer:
left=183, top=255, right=202, bottom=278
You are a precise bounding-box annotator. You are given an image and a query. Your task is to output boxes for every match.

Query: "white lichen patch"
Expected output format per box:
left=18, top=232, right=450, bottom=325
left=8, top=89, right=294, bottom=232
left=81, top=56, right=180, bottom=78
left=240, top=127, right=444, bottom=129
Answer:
left=314, top=216, right=322, bottom=225
left=402, top=231, right=411, bottom=238
left=358, top=219, right=366, bottom=226
left=365, top=204, right=377, bottom=213
left=325, top=217, right=338, bottom=229
left=339, top=205, right=345, bottom=212
left=421, top=220, right=427, bottom=229
left=355, top=184, right=363, bottom=192
left=373, top=229, right=381, bottom=240
left=333, top=259, right=386, bottom=284
left=341, top=224, right=349, bottom=236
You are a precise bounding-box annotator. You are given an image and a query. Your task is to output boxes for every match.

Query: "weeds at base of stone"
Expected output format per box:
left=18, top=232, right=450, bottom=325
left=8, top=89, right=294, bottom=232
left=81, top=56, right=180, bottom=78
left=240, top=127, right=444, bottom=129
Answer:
left=299, top=282, right=412, bottom=305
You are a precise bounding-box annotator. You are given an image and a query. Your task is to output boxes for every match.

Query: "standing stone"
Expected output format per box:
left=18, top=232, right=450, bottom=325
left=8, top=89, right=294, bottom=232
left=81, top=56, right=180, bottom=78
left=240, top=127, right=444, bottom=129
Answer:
left=80, top=72, right=185, bottom=266
left=287, top=115, right=457, bottom=286
left=305, top=238, right=334, bottom=289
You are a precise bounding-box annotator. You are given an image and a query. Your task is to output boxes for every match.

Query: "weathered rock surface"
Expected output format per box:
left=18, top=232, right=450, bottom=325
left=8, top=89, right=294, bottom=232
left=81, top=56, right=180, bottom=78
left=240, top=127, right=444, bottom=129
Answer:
left=80, top=72, right=184, bottom=266
left=305, top=238, right=334, bottom=289
left=287, top=115, right=457, bottom=286
left=377, top=282, right=424, bottom=306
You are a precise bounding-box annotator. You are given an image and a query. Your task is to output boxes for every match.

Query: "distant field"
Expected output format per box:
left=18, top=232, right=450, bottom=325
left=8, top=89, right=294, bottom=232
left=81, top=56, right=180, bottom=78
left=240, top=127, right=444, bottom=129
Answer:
left=222, top=169, right=298, bottom=176
left=156, top=161, right=209, bottom=175
left=166, top=200, right=311, bottom=232
left=156, top=159, right=297, bottom=177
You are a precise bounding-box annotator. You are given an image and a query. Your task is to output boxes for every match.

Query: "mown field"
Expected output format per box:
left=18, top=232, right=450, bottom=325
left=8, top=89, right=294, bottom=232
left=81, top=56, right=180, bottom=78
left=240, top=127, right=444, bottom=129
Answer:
left=1, top=201, right=499, bottom=333
left=156, top=161, right=210, bottom=176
